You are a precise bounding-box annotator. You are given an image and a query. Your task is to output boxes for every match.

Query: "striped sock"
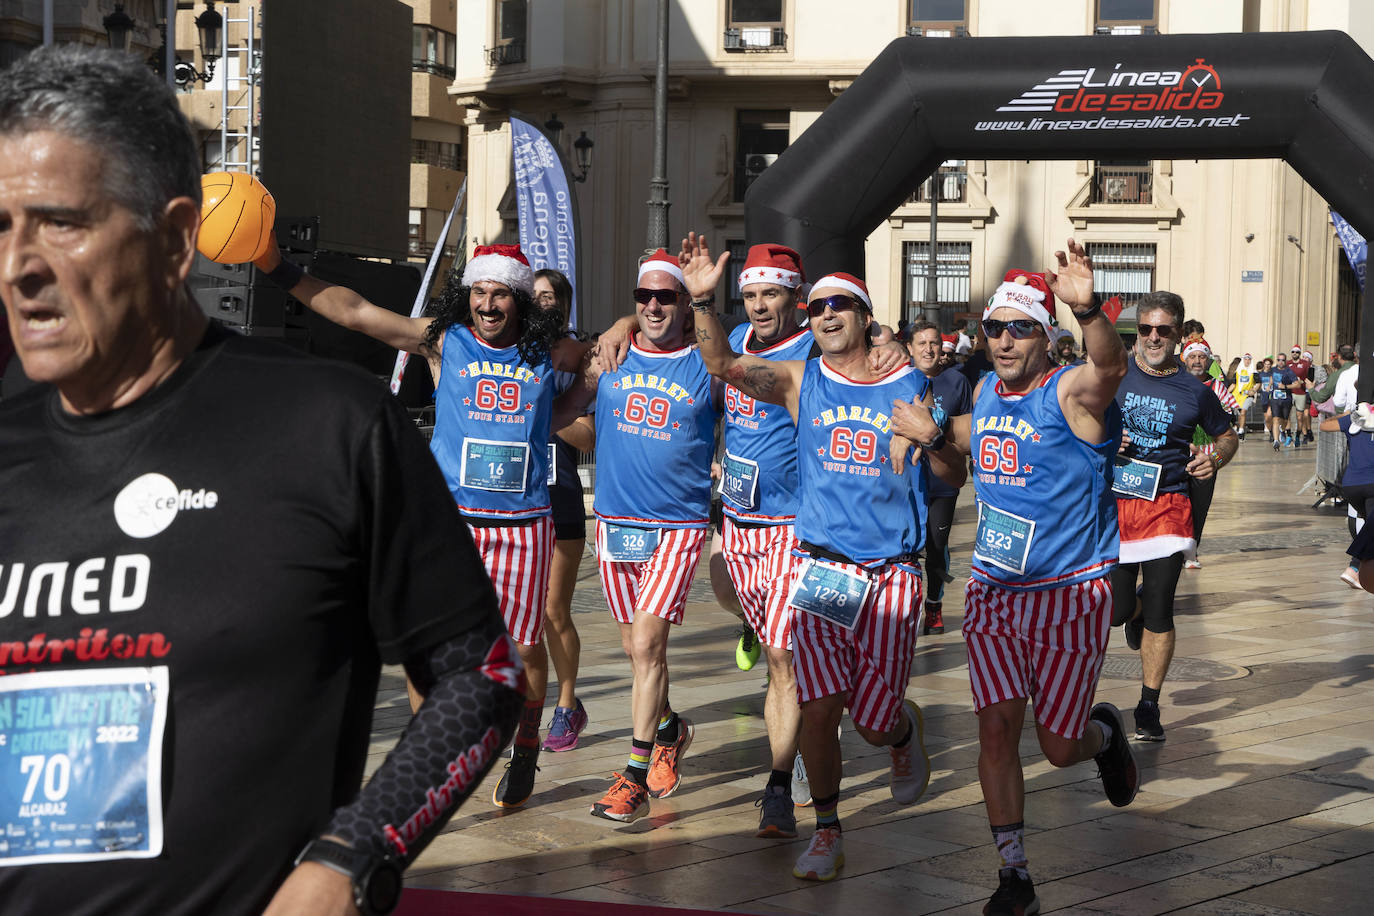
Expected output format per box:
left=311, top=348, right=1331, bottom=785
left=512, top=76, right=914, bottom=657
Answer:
left=656, top=706, right=679, bottom=745
left=627, top=738, right=653, bottom=786
left=515, top=699, right=542, bottom=750
left=814, top=792, right=840, bottom=830
left=991, top=821, right=1028, bottom=880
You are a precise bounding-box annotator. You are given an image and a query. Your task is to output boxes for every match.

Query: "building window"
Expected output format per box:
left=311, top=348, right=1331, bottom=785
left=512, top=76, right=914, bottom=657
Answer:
left=1089, top=160, right=1153, bottom=205
left=411, top=139, right=464, bottom=172
left=910, top=160, right=968, bottom=203
left=1095, top=0, right=1157, bottom=34
left=726, top=239, right=749, bottom=315
left=488, top=0, right=526, bottom=66
left=1086, top=242, right=1156, bottom=322
left=734, top=110, right=788, bottom=202
left=904, top=240, right=972, bottom=327
left=725, top=0, right=786, bottom=50
left=408, top=209, right=426, bottom=255
left=412, top=26, right=456, bottom=78
left=907, top=0, right=968, bottom=37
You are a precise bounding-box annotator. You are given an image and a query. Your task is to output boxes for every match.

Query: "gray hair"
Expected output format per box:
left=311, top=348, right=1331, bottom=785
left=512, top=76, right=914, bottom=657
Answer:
left=0, top=44, right=200, bottom=229
left=1136, top=290, right=1185, bottom=328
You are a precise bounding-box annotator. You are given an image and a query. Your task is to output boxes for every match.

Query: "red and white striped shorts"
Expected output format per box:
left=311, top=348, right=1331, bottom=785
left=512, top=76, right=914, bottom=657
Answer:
left=469, top=516, right=555, bottom=646
left=962, top=576, right=1112, bottom=739
left=722, top=518, right=797, bottom=651
left=791, top=560, right=923, bottom=733
left=596, top=521, right=708, bottom=626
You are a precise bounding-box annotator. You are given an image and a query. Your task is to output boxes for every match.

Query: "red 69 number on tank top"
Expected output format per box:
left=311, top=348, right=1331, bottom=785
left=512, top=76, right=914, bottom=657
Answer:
left=829, top=427, right=878, bottom=463
left=724, top=386, right=757, bottom=416
left=977, top=435, right=1019, bottom=474
left=624, top=392, right=671, bottom=428
left=475, top=379, right=521, bottom=412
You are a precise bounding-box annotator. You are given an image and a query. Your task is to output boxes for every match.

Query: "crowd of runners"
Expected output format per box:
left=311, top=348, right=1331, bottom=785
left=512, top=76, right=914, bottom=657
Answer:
left=2, top=43, right=1369, bottom=916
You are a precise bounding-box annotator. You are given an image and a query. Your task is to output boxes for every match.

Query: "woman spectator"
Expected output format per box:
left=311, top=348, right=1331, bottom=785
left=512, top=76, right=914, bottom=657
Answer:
left=1320, top=405, right=1374, bottom=590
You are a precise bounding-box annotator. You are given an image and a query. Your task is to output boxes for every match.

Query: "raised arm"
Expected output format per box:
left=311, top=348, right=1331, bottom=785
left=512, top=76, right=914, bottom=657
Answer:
left=1048, top=239, right=1128, bottom=440
left=679, top=232, right=804, bottom=419
left=256, top=243, right=433, bottom=356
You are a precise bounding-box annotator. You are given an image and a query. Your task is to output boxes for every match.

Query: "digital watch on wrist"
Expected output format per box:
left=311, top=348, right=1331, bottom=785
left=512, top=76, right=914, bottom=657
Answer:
left=295, top=838, right=403, bottom=915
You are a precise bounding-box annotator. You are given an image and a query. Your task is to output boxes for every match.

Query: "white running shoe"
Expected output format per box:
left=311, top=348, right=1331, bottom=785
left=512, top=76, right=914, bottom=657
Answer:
left=889, top=699, right=932, bottom=805
left=792, top=826, right=844, bottom=881
left=791, top=751, right=812, bottom=807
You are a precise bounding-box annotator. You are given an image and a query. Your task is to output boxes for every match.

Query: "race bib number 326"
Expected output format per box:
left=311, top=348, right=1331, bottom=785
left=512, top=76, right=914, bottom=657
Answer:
left=0, top=667, right=169, bottom=866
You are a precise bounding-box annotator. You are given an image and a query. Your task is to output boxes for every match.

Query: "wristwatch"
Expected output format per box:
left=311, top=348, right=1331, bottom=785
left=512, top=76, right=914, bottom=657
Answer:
left=295, top=838, right=403, bottom=915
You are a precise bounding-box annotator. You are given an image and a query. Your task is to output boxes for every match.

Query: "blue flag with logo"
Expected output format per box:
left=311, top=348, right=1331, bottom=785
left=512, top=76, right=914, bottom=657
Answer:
left=1331, top=209, right=1366, bottom=292
left=511, top=116, right=579, bottom=328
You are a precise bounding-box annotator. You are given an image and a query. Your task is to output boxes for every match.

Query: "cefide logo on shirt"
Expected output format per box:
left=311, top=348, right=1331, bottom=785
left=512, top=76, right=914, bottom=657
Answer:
left=113, top=472, right=220, bottom=539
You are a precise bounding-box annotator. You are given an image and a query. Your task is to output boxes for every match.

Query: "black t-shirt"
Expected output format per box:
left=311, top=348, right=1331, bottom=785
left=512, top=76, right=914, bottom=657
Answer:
left=1115, top=359, right=1233, bottom=495
left=0, top=324, right=499, bottom=914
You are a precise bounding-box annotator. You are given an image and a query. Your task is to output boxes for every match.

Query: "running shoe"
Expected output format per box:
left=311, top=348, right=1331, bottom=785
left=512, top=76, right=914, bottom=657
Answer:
left=1183, top=557, right=1202, bottom=570
left=791, top=751, right=812, bottom=807
left=792, top=826, right=844, bottom=881
left=1090, top=702, right=1140, bottom=807
left=1273, top=439, right=1281, bottom=452
left=984, top=868, right=1040, bottom=916
left=492, top=745, right=540, bottom=809
left=889, top=699, right=931, bottom=805
left=543, top=699, right=588, bottom=753
left=1124, top=612, right=1144, bottom=652
left=647, top=716, right=693, bottom=798
left=589, top=772, right=649, bottom=823
left=1340, top=566, right=1362, bottom=590
left=755, top=785, right=798, bottom=838
left=923, top=601, right=945, bottom=635
left=1134, top=699, right=1166, bottom=742
left=736, top=627, right=761, bottom=671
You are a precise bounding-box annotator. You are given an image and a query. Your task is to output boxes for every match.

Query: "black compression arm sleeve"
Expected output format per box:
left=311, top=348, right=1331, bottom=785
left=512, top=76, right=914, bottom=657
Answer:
left=324, top=622, right=523, bottom=866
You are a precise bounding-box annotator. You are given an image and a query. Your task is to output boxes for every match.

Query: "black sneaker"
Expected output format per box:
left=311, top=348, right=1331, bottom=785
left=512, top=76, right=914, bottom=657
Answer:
left=1090, top=703, right=1140, bottom=807
left=1134, top=699, right=1166, bottom=742
left=923, top=601, right=945, bottom=635
left=1124, top=613, right=1144, bottom=652
left=984, top=867, right=1039, bottom=915
left=493, top=744, right=540, bottom=808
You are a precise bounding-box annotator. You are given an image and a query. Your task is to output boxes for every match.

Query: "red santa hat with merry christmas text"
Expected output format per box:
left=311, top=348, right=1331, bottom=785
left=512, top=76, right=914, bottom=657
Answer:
left=983, top=269, right=1056, bottom=336
left=461, top=243, right=534, bottom=295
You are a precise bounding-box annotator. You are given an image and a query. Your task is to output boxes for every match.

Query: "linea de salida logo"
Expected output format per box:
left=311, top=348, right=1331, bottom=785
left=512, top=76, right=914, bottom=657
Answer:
left=113, top=472, right=219, bottom=539
left=997, top=58, right=1223, bottom=114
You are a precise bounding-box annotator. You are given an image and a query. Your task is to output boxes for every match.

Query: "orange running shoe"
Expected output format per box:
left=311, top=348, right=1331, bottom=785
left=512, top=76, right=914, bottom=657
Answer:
left=647, top=717, right=694, bottom=798
left=589, top=772, right=649, bottom=823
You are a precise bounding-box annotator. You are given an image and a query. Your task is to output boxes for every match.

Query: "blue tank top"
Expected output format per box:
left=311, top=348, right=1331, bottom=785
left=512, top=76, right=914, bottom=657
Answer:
left=793, top=359, right=930, bottom=565
left=592, top=338, right=718, bottom=529
left=721, top=323, right=814, bottom=524
left=969, top=368, right=1119, bottom=591
left=429, top=324, right=555, bottom=521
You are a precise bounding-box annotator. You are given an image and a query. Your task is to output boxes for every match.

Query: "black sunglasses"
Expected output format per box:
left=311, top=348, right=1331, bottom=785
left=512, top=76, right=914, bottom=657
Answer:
left=1137, top=323, right=1175, bottom=338
left=633, top=287, right=681, bottom=306
left=806, top=295, right=865, bottom=318
left=981, top=318, right=1042, bottom=340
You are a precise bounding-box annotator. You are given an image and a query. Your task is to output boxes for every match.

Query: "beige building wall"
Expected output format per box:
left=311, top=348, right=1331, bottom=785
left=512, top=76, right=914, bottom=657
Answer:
left=449, top=0, right=1371, bottom=359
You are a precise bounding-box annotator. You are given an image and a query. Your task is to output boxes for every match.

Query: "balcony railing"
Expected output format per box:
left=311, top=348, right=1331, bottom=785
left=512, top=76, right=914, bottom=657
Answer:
left=1094, top=24, right=1159, bottom=35
left=906, top=25, right=969, bottom=37
left=411, top=141, right=462, bottom=171
left=908, top=165, right=968, bottom=204
left=411, top=59, right=456, bottom=79
left=485, top=39, right=526, bottom=67
left=1089, top=164, right=1154, bottom=205
left=724, top=27, right=786, bottom=51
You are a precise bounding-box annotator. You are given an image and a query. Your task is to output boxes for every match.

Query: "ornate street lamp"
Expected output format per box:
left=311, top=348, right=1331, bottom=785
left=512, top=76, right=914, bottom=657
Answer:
left=102, top=3, right=135, bottom=52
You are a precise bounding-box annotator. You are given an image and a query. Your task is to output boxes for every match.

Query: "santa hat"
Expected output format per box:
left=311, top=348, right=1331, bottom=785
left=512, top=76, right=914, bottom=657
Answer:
left=738, top=243, right=806, bottom=292
left=940, top=333, right=957, bottom=352
left=1182, top=337, right=1212, bottom=359
left=984, top=269, right=1056, bottom=336
left=1302, top=350, right=1313, bottom=361
left=462, top=243, right=534, bottom=295
left=1243, top=352, right=1252, bottom=359
left=809, top=272, right=872, bottom=311
left=637, top=248, right=686, bottom=287
left=1290, top=345, right=1302, bottom=353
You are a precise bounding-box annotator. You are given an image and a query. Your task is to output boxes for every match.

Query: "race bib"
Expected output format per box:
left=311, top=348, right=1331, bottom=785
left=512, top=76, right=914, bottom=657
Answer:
left=601, top=524, right=661, bottom=563
left=0, top=667, right=170, bottom=866
left=547, top=443, right=557, bottom=486
left=788, top=558, right=871, bottom=630
left=459, top=438, right=530, bottom=493
left=974, top=504, right=1037, bottom=575
left=1112, top=455, right=1162, bottom=501
left=718, top=452, right=760, bottom=512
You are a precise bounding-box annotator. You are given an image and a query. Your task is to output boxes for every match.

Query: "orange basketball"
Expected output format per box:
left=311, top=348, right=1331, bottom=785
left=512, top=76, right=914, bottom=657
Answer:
left=197, top=171, right=277, bottom=264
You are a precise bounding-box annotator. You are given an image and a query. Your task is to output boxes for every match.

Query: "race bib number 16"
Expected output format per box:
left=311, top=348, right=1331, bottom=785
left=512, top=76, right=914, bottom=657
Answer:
left=0, top=667, right=169, bottom=866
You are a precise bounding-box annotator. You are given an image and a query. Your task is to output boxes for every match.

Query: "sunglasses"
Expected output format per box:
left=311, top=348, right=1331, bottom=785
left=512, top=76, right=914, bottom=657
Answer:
left=981, top=318, right=1042, bottom=340
left=805, top=295, right=866, bottom=318
left=633, top=287, right=681, bottom=306
left=1137, top=323, right=1175, bottom=338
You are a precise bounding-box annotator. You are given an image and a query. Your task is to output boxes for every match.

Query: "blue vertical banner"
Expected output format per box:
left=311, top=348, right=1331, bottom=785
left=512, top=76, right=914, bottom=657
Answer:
left=511, top=116, right=579, bottom=329
left=1331, top=209, right=1367, bottom=292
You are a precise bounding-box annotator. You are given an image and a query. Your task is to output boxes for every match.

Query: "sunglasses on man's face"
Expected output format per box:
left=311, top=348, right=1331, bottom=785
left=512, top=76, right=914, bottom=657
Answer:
left=1136, top=323, right=1175, bottom=339
left=633, top=287, right=681, bottom=306
left=805, top=295, right=865, bottom=318
left=981, top=318, right=1042, bottom=340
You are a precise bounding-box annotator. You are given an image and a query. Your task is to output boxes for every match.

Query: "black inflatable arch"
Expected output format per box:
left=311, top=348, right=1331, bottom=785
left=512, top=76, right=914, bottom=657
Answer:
left=745, top=30, right=1374, bottom=392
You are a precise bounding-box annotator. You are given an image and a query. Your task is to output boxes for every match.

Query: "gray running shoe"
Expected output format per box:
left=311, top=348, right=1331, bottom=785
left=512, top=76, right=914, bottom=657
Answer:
left=755, top=785, right=798, bottom=838
left=791, top=752, right=812, bottom=807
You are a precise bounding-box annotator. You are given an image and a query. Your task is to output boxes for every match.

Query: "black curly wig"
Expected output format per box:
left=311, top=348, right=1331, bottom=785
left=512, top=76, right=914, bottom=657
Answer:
left=422, top=277, right=565, bottom=366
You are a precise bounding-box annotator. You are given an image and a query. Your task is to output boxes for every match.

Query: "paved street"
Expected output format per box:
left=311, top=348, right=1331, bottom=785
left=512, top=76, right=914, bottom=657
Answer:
left=369, top=437, right=1374, bottom=915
